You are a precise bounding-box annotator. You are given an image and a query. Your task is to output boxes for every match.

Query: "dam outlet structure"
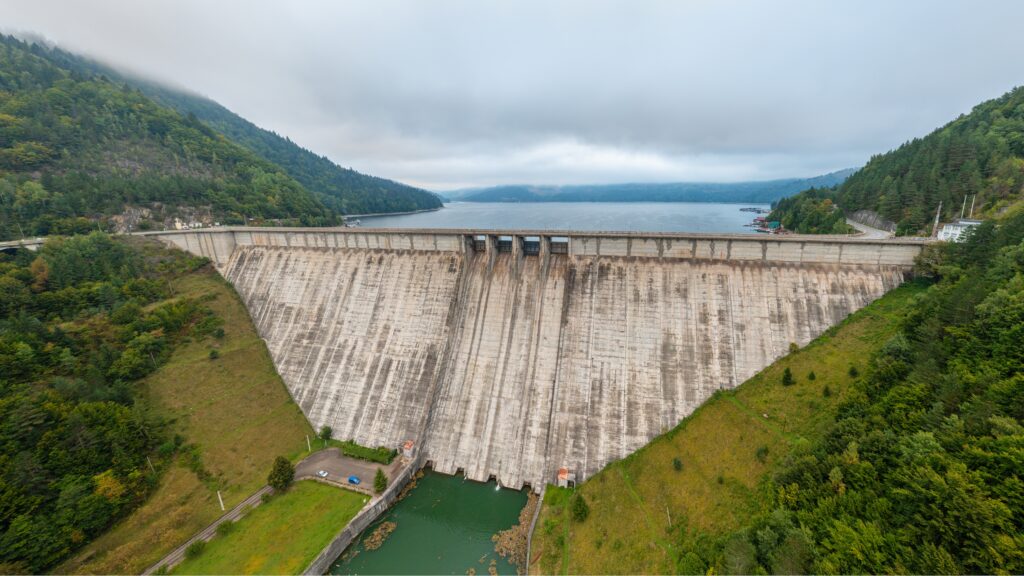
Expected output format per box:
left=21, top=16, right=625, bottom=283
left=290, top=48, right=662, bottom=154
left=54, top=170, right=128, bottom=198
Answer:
left=146, top=227, right=926, bottom=490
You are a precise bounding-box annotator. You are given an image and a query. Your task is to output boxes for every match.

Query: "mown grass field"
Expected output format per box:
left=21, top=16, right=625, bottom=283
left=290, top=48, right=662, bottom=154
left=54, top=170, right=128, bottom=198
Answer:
left=59, top=262, right=317, bottom=575
left=529, top=282, right=926, bottom=574
left=171, top=481, right=367, bottom=575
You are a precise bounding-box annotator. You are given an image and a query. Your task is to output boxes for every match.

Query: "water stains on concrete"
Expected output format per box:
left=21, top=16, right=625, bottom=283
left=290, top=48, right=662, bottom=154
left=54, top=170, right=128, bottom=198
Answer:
left=223, top=244, right=903, bottom=490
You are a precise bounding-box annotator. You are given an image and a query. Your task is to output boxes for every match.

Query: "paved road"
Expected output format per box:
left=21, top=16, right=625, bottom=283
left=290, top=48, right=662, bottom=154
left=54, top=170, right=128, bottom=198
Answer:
left=296, top=447, right=403, bottom=495
left=847, top=218, right=894, bottom=239
left=143, top=449, right=401, bottom=574
left=0, top=237, right=45, bottom=250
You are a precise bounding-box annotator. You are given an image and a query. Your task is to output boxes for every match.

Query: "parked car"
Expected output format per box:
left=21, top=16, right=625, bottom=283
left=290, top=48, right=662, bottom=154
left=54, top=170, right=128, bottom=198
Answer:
left=316, top=470, right=328, bottom=478
left=347, top=475, right=361, bottom=485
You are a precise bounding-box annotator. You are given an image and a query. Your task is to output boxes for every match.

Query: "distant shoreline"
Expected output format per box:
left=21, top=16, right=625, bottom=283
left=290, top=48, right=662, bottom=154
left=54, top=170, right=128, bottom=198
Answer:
left=441, top=199, right=773, bottom=204
left=345, top=207, right=443, bottom=219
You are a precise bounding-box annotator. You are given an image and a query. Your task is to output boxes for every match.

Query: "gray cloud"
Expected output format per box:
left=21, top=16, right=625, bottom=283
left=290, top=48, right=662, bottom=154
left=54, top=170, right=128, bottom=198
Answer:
left=3, top=0, right=1023, bottom=190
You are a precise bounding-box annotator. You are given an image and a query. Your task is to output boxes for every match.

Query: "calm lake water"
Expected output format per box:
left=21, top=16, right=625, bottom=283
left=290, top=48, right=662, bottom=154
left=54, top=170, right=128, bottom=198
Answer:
left=357, top=201, right=768, bottom=233
left=330, top=471, right=527, bottom=575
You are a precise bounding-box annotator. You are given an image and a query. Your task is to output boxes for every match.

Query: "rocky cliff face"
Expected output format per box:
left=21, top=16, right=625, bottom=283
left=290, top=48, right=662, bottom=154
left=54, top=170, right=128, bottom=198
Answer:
left=223, top=244, right=904, bottom=489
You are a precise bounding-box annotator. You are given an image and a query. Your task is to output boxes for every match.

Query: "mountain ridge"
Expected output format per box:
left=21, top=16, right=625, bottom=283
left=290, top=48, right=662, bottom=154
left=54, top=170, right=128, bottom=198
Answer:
left=445, top=168, right=856, bottom=203
left=0, top=33, right=342, bottom=240
left=772, top=85, right=1024, bottom=234
left=15, top=35, right=442, bottom=216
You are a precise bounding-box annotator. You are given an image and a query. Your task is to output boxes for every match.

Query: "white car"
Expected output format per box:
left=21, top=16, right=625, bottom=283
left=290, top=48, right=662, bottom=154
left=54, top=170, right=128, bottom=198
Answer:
left=316, top=470, right=329, bottom=478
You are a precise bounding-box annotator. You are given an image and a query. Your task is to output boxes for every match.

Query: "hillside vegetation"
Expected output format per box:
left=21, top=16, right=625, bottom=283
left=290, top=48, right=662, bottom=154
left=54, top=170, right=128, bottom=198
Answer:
left=35, top=38, right=442, bottom=216
left=530, top=282, right=924, bottom=574
left=768, top=189, right=855, bottom=234
left=773, top=86, right=1024, bottom=234
left=0, top=235, right=218, bottom=571
left=58, top=247, right=315, bottom=575
left=531, top=208, right=1024, bottom=573
left=0, top=234, right=315, bottom=573
left=0, top=34, right=343, bottom=241
left=169, top=481, right=365, bottom=575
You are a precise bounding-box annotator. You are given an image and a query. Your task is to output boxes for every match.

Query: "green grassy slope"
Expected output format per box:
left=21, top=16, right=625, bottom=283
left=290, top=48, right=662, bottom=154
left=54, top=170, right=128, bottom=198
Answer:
left=170, top=481, right=367, bottom=575
left=529, top=283, right=926, bottom=574
left=58, top=260, right=317, bottom=575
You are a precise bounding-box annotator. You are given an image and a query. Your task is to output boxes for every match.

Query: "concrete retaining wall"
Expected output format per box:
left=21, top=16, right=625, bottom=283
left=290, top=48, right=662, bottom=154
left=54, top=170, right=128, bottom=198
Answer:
left=303, top=457, right=422, bottom=575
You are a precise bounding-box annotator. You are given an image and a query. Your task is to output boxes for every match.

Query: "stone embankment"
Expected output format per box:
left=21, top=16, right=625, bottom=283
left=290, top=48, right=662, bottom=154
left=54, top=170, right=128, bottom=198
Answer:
left=848, top=209, right=897, bottom=233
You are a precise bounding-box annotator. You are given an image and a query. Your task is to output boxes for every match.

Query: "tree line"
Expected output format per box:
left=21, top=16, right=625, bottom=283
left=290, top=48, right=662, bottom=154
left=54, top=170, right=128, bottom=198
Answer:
left=773, top=85, right=1024, bottom=235
left=704, top=209, right=1024, bottom=573
left=0, top=234, right=221, bottom=572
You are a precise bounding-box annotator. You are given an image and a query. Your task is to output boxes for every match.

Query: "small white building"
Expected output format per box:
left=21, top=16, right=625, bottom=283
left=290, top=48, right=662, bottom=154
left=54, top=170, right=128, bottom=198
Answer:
left=938, top=219, right=983, bottom=242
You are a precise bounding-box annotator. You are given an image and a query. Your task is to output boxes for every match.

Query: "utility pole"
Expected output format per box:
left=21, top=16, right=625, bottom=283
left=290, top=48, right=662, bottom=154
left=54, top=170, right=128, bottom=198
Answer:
left=306, top=435, right=311, bottom=452
left=217, top=490, right=225, bottom=511
left=960, top=195, right=968, bottom=219
left=969, top=195, right=976, bottom=218
left=932, top=201, right=943, bottom=237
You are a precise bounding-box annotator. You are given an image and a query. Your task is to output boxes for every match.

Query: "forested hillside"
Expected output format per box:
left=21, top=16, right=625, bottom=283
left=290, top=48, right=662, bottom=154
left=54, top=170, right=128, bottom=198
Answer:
left=35, top=39, right=442, bottom=216
left=717, top=210, right=1024, bottom=573
left=773, top=85, right=1024, bottom=235
left=0, top=34, right=343, bottom=240
left=0, top=235, right=221, bottom=572
left=531, top=206, right=1024, bottom=574
left=768, top=188, right=854, bottom=234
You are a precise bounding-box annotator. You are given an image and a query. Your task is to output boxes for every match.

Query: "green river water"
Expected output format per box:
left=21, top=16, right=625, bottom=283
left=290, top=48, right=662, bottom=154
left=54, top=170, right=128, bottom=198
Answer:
left=330, top=470, right=528, bottom=575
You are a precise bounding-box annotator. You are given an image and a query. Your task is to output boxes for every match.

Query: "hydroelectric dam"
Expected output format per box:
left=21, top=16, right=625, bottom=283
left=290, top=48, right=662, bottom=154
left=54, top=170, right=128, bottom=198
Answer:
left=146, top=227, right=926, bottom=490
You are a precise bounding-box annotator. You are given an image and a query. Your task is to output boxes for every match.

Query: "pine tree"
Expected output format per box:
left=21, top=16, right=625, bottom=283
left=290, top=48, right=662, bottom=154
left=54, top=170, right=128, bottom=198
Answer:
left=267, top=456, right=294, bottom=490
left=782, top=367, right=795, bottom=386
left=374, top=468, right=388, bottom=494
left=571, top=493, right=590, bottom=522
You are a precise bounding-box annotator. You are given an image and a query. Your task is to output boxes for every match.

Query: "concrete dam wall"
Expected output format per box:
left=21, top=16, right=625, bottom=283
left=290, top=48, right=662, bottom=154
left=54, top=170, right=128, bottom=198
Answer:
left=150, top=227, right=923, bottom=490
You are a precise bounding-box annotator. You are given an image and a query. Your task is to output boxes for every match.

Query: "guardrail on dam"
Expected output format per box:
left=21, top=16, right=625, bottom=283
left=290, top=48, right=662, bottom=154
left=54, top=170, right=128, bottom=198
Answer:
left=143, top=227, right=926, bottom=490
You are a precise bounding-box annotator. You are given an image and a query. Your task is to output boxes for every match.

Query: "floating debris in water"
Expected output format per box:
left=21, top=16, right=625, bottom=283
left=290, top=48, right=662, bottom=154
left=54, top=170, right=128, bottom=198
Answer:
left=363, top=521, right=397, bottom=551
left=491, top=491, right=539, bottom=575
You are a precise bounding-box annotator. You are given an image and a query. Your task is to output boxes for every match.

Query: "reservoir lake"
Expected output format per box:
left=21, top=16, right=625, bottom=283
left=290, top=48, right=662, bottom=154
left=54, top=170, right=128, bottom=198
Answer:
left=356, top=201, right=769, bottom=233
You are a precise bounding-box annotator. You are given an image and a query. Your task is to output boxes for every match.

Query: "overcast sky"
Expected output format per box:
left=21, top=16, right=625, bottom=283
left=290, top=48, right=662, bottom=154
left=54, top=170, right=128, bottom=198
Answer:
left=3, top=1, right=1023, bottom=190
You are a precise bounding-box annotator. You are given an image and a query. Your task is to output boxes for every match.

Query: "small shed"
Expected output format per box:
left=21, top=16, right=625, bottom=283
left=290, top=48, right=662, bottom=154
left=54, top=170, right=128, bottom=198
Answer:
left=557, top=467, right=576, bottom=488
left=402, top=439, right=416, bottom=459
